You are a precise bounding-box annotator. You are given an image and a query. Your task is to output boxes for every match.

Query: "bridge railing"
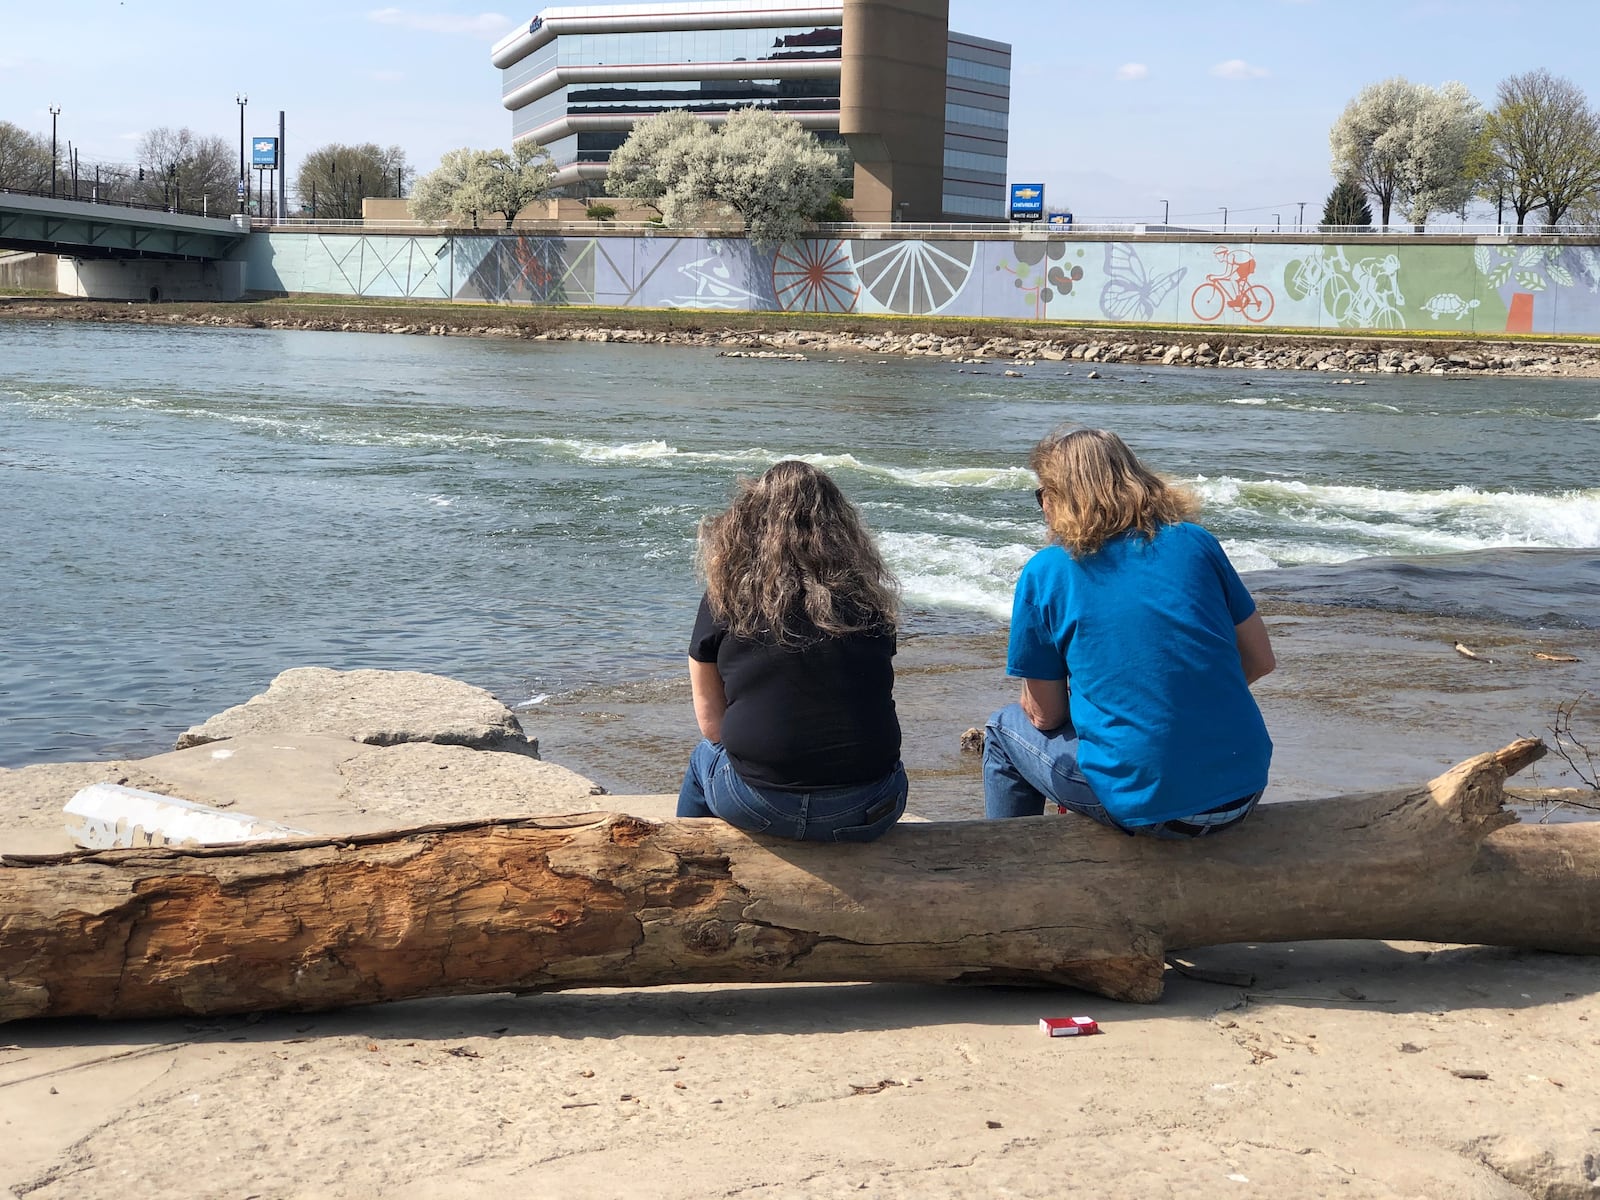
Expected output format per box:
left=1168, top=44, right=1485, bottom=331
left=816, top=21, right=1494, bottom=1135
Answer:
left=243, top=214, right=1600, bottom=239
left=0, top=184, right=233, bottom=219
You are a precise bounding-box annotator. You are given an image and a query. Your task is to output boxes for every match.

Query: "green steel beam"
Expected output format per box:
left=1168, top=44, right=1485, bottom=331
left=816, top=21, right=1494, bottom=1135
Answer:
left=0, top=193, right=245, bottom=261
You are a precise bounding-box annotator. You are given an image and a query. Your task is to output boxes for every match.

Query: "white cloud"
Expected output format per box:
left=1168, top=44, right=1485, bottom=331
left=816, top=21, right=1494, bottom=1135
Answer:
left=1211, top=59, right=1269, bottom=80
left=1115, top=63, right=1149, bottom=82
left=367, top=8, right=511, bottom=35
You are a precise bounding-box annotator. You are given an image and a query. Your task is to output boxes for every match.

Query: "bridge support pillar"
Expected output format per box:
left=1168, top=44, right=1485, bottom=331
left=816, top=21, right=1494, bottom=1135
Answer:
left=57, top=257, right=246, bottom=302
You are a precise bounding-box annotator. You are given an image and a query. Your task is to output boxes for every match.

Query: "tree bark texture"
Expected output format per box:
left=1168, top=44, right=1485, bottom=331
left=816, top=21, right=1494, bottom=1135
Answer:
left=3, top=740, right=1597, bottom=1023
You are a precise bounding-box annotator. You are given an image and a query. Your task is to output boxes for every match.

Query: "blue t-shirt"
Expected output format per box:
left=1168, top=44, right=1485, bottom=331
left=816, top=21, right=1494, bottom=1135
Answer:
left=1006, top=521, right=1271, bottom=826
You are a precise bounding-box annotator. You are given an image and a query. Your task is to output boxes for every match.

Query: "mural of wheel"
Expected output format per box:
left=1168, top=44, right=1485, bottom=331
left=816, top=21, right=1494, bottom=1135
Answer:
left=1328, top=284, right=1354, bottom=325
left=1241, top=284, right=1275, bottom=323
left=849, top=239, right=976, bottom=314
left=772, top=239, right=860, bottom=313
left=1191, top=280, right=1226, bottom=322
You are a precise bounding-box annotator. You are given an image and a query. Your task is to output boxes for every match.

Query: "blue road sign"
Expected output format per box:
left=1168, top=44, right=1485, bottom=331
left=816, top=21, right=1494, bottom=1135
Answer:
left=1009, top=183, right=1045, bottom=222
left=252, top=138, right=278, bottom=168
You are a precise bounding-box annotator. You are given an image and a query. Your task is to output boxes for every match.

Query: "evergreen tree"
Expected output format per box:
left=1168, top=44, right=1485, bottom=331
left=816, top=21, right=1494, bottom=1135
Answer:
left=1320, top=177, right=1373, bottom=231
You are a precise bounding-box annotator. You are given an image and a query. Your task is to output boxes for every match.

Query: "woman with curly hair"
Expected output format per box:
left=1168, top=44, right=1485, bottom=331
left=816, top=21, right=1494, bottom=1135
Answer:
left=677, top=460, right=907, bottom=842
left=985, top=427, right=1275, bottom=837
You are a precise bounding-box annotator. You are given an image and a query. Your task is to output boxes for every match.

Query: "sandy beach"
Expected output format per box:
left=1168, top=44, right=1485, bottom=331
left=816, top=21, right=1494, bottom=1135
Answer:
left=3, top=609, right=1598, bottom=1199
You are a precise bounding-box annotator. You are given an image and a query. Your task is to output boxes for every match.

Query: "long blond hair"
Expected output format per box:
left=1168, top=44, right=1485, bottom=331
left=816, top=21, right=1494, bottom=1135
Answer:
left=697, top=460, right=898, bottom=643
left=1031, top=428, right=1198, bottom=557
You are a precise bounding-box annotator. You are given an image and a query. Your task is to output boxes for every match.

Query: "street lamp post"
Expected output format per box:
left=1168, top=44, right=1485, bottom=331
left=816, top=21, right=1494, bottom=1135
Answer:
left=1159, top=198, right=1169, bottom=226
left=1298, top=201, right=1307, bottom=231
left=48, top=105, right=61, bottom=198
left=236, top=93, right=248, bottom=213
left=1274, top=213, right=1281, bottom=232
left=1220, top=206, right=1228, bottom=232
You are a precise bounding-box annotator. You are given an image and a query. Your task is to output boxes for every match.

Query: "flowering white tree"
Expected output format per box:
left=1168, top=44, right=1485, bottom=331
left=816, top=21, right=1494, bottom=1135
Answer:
left=604, top=108, right=842, bottom=242
left=412, top=143, right=555, bottom=227
left=707, top=108, right=843, bottom=243
left=1331, top=77, right=1421, bottom=230
left=1398, top=82, right=1484, bottom=230
left=410, top=148, right=491, bottom=226
left=603, top=110, right=715, bottom=224
left=478, top=141, right=556, bottom=227
left=1332, top=78, right=1484, bottom=231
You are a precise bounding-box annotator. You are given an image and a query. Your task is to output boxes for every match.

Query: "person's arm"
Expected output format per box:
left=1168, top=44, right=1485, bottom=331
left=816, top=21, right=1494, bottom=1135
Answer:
left=688, top=657, right=727, bottom=741
left=1235, top=612, right=1276, bottom=684
left=1019, top=676, right=1069, bottom=731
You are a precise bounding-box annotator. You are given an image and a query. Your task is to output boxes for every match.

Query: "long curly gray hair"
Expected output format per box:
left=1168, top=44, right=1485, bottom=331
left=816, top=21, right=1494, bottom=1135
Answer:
left=697, top=460, right=898, bottom=644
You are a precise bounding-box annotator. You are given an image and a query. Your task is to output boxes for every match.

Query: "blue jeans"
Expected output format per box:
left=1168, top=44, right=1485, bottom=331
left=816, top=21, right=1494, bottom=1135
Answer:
left=677, top=739, right=908, bottom=843
left=982, top=703, right=1260, bottom=839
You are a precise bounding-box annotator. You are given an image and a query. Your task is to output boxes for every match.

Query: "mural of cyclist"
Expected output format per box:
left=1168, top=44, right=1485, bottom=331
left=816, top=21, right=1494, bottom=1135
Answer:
left=1213, top=245, right=1257, bottom=311
left=1352, top=253, right=1404, bottom=313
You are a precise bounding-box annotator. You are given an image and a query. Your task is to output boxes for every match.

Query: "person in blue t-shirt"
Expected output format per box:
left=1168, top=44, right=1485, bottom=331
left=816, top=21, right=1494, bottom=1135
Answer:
left=983, top=427, right=1276, bottom=837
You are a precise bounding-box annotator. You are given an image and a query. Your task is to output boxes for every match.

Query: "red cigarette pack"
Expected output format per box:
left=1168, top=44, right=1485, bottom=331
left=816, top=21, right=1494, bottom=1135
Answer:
left=1040, top=1016, right=1099, bottom=1037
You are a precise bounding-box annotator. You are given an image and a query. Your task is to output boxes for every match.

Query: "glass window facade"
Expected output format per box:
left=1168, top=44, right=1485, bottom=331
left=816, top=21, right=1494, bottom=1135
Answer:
left=516, top=78, right=841, bottom=142
left=943, top=34, right=1010, bottom=220
left=944, top=191, right=1005, bottom=219
left=944, top=101, right=1008, bottom=132
left=946, top=57, right=1009, bottom=86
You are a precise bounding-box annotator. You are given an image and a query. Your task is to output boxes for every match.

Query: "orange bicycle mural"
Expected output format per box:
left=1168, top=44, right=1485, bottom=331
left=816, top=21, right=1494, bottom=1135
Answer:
left=1192, top=245, right=1275, bottom=323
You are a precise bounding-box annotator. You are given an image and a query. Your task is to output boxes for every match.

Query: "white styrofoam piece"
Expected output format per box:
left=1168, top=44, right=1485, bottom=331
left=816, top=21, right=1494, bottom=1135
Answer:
left=65, top=783, right=312, bottom=850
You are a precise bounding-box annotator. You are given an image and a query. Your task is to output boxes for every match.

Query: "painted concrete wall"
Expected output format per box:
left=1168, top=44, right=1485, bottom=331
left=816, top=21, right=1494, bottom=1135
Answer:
left=239, top=232, right=1600, bottom=335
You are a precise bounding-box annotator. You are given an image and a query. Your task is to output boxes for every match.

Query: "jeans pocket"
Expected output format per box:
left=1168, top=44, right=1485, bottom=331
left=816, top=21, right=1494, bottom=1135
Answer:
left=829, top=782, right=907, bottom=843
left=710, top=771, right=775, bottom=833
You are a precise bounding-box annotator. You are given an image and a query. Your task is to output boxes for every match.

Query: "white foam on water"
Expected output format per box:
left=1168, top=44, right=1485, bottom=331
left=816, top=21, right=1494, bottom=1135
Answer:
left=517, top=694, right=550, bottom=708
left=517, top=438, right=1037, bottom=490
left=1218, top=538, right=1378, bottom=572
left=1193, top=475, right=1600, bottom=552
left=877, top=530, right=1037, bottom=618
left=861, top=500, right=1039, bottom=535
left=426, top=495, right=455, bottom=507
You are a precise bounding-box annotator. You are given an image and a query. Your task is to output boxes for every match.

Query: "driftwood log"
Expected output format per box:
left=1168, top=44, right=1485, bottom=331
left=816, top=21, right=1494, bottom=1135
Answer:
left=3, top=739, right=1597, bottom=1023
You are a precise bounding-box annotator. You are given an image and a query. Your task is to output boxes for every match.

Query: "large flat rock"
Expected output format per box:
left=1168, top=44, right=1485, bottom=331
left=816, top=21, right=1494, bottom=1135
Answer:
left=0, top=733, right=666, bottom=856
left=176, top=666, right=533, bottom=753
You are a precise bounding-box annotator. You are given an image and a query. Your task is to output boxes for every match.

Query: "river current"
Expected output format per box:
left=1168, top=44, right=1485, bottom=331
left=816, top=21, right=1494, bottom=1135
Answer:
left=2, top=319, right=1597, bottom=769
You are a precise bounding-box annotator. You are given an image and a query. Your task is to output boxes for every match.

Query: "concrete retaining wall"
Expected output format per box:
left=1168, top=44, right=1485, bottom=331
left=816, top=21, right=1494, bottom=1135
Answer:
left=236, top=231, right=1600, bottom=335
left=59, top=258, right=245, bottom=302
left=0, top=252, right=60, bottom=292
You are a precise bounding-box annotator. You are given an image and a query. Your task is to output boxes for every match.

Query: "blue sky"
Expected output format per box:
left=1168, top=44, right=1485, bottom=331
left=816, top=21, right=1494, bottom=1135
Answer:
left=2, top=0, right=1595, bottom=222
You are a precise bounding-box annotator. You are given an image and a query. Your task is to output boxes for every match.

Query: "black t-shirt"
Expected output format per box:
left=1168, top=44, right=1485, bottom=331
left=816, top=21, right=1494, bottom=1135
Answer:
left=689, top=593, right=901, bottom=790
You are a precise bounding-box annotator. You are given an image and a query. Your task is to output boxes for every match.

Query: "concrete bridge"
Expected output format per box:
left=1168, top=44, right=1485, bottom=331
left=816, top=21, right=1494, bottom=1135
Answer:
left=0, top=191, right=248, bottom=299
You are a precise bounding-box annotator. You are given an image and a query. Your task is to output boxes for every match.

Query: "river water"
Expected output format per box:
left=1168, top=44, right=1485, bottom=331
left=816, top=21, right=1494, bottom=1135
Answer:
left=2, top=319, right=1598, bottom=810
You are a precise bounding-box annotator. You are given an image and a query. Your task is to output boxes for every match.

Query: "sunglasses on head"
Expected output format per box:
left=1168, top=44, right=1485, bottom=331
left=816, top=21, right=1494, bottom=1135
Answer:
left=1034, top=487, right=1046, bottom=508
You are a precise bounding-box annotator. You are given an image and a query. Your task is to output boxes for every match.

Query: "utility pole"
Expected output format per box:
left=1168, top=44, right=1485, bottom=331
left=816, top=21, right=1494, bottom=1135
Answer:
left=278, top=110, right=287, bottom=223
left=1220, top=206, right=1227, bottom=231
left=236, top=93, right=248, bottom=213
left=48, top=105, right=61, bottom=197
left=1298, top=200, right=1306, bottom=230
left=1159, top=198, right=1168, bottom=225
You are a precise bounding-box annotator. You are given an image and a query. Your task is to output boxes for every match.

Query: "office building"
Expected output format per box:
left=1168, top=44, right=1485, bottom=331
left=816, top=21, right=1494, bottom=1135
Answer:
left=490, top=0, right=1010, bottom=221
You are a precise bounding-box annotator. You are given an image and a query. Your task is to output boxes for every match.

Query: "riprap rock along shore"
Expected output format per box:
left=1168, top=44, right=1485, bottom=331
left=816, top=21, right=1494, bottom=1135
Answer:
left=5, top=298, right=1599, bottom=377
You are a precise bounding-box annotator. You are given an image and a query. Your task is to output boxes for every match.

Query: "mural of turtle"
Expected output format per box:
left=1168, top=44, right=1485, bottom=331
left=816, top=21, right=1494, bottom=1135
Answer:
left=1420, top=293, right=1481, bottom=321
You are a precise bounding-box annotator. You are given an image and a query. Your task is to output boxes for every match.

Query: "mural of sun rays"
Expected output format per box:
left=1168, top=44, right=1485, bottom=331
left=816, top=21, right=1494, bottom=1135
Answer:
left=772, top=239, right=860, bottom=313
left=849, top=239, right=976, bottom=314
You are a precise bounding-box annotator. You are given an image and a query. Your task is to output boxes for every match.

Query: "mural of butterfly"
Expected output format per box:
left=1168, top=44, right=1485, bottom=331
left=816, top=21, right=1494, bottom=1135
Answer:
left=1099, top=244, right=1186, bottom=322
